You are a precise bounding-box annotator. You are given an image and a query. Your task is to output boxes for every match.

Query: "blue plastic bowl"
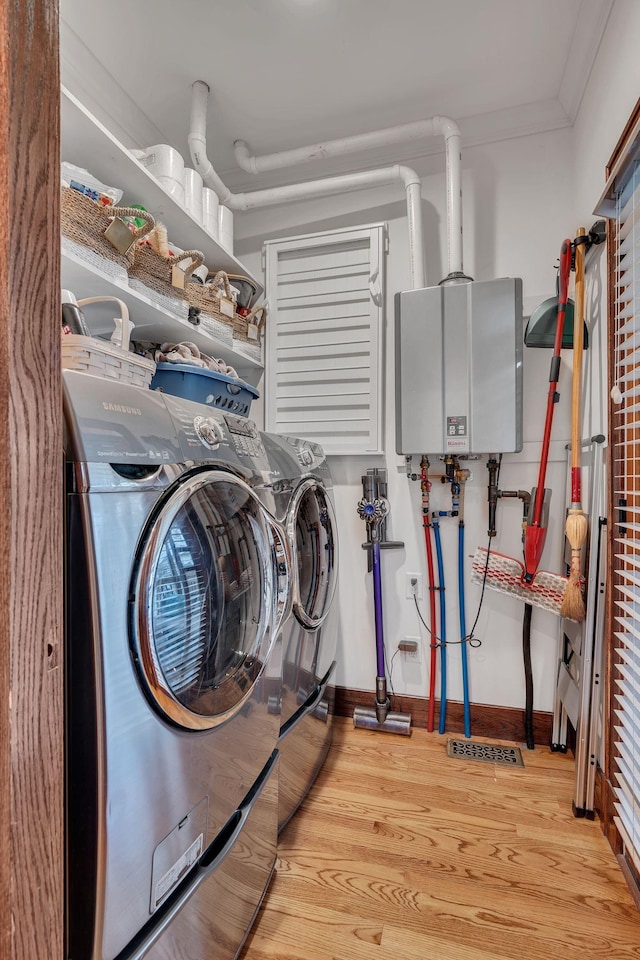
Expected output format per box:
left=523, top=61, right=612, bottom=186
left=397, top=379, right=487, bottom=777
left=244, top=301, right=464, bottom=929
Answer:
left=151, top=362, right=259, bottom=418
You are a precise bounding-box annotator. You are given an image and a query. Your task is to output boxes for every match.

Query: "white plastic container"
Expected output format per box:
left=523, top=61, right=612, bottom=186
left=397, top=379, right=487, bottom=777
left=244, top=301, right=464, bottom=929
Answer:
left=202, top=187, right=220, bottom=240
left=183, top=167, right=204, bottom=223
left=61, top=297, right=155, bottom=388
left=156, top=176, right=185, bottom=206
left=62, top=336, right=155, bottom=387
left=132, top=145, right=185, bottom=205
left=219, top=205, right=234, bottom=255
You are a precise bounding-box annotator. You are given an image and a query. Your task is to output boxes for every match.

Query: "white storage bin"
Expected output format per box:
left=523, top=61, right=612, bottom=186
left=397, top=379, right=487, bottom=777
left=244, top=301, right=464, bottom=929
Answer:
left=61, top=295, right=155, bottom=388
left=62, top=336, right=155, bottom=388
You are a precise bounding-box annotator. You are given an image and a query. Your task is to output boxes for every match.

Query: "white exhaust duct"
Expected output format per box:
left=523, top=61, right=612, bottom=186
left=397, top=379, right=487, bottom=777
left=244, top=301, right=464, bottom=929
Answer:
left=189, top=81, right=429, bottom=288
left=233, top=114, right=464, bottom=281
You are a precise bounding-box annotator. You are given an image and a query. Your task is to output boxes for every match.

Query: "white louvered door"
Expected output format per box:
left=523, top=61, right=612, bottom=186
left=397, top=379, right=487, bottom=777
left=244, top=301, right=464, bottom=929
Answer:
left=264, top=223, right=385, bottom=455
left=611, top=158, right=640, bottom=872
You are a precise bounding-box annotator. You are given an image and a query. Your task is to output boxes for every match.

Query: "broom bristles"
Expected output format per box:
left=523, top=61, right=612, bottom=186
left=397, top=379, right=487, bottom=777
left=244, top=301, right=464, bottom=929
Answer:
left=566, top=510, right=588, bottom=551
left=560, top=552, right=585, bottom=621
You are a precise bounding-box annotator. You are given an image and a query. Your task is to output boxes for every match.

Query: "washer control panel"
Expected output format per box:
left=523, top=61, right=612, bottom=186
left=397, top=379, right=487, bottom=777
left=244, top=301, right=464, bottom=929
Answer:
left=224, top=414, right=265, bottom=459
left=193, top=416, right=224, bottom=449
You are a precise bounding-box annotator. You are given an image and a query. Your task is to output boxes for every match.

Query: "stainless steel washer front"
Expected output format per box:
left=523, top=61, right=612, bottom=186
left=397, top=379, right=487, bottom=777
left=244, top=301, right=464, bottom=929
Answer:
left=131, top=471, right=277, bottom=730
left=288, top=477, right=338, bottom=631
left=64, top=372, right=288, bottom=960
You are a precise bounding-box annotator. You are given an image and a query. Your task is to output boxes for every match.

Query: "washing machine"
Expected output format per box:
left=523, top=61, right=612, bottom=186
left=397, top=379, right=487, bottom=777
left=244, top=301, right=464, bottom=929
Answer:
left=64, top=370, right=290, bottom=960
left=256, top=433, right=339, bottom=831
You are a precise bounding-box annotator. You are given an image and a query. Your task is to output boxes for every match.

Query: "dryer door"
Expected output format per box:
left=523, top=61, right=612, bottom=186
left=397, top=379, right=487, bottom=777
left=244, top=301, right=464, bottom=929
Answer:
left=131, top=470, right=278, bottom=730
left=288, top=478, right=338, bottom=630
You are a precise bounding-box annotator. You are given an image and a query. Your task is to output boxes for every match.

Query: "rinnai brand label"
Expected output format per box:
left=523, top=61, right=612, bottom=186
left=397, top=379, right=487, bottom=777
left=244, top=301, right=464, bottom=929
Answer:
left=446, top=437, right=469, bottom=451
left=154, top=833, right=203, bottom=908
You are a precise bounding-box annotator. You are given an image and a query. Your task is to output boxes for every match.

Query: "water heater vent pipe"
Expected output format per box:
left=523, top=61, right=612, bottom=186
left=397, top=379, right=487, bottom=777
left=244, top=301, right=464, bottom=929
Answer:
left=188, top=81, right=428, bottom=289
left=234, top=114, right=463, bottom=280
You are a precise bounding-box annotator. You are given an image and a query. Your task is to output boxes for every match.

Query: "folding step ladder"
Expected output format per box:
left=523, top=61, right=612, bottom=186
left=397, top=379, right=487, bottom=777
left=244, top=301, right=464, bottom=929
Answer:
left=551, top=435, right=607, bottom=817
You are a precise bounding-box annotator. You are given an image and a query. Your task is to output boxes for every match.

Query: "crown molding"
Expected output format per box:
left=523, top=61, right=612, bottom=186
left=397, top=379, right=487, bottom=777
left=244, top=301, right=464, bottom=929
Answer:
left=558, top=0, right=615, bottom=123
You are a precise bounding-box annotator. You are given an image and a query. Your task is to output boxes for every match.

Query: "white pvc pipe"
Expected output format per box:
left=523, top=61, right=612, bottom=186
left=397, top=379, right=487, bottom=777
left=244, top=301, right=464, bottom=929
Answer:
left=188, top=82, right=425, bottom=289
left=405, top=179, right=425, bottom=290
left=233, top=120, right=447, bottom=173
left=234, top=114, right=464, bottom=279
left=188, top=82, right=232, bottom=204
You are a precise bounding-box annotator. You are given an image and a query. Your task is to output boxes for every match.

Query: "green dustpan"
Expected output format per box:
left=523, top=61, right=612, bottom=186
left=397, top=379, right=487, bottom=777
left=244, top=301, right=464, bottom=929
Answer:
left=524, top=296, right=588, bottom=349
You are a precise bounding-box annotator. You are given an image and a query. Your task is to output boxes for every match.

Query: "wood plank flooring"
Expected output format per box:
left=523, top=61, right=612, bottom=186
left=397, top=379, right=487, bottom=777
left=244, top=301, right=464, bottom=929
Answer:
left=239, top=718, right=640, bottom=960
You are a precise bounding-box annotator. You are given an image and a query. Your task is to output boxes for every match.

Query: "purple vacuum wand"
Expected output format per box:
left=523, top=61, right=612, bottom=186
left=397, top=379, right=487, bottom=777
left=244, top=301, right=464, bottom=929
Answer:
left=357, top=495, right=390, bottom=723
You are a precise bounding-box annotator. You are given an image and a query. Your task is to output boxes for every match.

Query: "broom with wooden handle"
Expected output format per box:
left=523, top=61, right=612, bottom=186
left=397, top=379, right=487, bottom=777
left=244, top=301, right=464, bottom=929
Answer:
left=560, top=228, right=587, bottom=621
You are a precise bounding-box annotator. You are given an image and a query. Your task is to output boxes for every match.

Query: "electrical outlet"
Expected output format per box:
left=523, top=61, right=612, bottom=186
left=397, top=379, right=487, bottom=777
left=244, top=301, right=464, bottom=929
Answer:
left=398, top=637, right=421, bottom=663
left=405, top=573, right=423, bottom=600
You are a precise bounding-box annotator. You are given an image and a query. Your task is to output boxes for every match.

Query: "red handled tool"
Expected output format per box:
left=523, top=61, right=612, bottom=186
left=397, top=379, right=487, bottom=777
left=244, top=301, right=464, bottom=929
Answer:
left=523, top=238, right=573, bottom=584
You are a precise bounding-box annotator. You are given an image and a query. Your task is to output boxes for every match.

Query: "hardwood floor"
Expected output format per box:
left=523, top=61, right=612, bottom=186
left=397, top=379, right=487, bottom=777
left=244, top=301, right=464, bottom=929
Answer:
left=239, top=718, right=640, bottom=960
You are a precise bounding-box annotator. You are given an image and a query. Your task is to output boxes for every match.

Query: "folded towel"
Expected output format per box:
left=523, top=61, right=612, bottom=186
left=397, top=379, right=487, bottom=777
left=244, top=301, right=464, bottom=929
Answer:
left=155, top=341, right=238, bottom=379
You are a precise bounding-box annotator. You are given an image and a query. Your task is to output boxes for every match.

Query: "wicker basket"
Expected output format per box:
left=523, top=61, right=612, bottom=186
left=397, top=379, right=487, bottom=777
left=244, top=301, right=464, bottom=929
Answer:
left=186, top=270, right=236, bottom=345
left=129, top=245, right=204, bottom=317
left=233, top=303, right=267, bottom=349
left=61, top=296, right=155, bottom=388
left=61, top=187, right=155, bottom=281
left=62, top=335, right=156, bottom=388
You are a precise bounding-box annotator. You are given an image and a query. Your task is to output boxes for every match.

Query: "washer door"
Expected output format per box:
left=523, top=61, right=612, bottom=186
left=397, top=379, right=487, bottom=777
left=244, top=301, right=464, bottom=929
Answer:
left=131, top=471, right=277, bottom=730
left=288, top=479, right=338, bottom=630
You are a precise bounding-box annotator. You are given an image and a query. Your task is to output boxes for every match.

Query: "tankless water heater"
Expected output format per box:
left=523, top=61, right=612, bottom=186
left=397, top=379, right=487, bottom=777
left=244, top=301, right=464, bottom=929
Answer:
left=395, top=277, right=523, bottom=455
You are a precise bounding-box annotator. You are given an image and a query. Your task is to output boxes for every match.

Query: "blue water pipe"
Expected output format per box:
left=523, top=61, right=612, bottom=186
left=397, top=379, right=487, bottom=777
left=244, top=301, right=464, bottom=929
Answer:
left=458, top=522, right=471, bottom=738
left=433, top=517, right=447, bottom=734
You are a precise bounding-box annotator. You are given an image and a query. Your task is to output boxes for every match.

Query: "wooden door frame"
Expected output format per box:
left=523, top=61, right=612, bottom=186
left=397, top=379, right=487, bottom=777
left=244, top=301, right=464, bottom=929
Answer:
left=0, top=1, right=63, bottom=957
left=601, top=98, right=640, bottom=872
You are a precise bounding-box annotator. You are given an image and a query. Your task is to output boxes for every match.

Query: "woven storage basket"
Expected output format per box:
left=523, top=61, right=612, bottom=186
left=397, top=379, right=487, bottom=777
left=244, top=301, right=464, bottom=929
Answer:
left=233, top=303, right=266, bottom=360
left=186, top=270, right=235, bottom=345
left=61, top=187, right=155, bottom=281
left=131, top=246, right=204, bottom=298
left=129, top=246, right=204, bottom=318
left=62, top=335, right=156, bottom=388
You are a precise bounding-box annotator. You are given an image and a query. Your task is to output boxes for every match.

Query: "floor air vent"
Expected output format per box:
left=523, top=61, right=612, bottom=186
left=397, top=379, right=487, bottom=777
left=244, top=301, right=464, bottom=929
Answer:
left=446, top=739, right=524, bottom=767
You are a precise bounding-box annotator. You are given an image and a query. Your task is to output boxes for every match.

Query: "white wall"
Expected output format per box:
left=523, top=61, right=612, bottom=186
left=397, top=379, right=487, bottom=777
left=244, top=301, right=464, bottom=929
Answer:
left=573, top=0, right=640, bottom=225
left=572, top=0, right=640, bottom=447
left=237, top=127, right=576, bottom=713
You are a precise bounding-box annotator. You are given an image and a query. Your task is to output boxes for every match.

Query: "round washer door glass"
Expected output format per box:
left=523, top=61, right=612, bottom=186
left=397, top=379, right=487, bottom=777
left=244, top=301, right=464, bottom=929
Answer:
left=132, top=472, right=276, bottom=729
left=292, top=482, right=337, bottom=628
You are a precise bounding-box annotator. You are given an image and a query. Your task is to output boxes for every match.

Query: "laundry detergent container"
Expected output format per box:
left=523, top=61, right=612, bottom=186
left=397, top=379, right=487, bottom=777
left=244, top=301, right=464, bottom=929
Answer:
left=151, top=362, right=259, bottom=417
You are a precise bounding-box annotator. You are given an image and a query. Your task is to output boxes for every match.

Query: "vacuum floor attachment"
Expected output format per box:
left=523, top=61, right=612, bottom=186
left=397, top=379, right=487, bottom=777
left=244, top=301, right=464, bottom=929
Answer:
left=353, top=677, right=412, bottom=735
left=353, top=703, right=412, bottom=735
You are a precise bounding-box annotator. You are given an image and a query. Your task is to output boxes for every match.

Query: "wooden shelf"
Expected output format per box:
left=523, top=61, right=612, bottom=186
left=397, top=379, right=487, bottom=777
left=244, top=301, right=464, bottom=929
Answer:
left=60, top=86, right=264, bottom=299
left=61, top=249, right=263, bottom=383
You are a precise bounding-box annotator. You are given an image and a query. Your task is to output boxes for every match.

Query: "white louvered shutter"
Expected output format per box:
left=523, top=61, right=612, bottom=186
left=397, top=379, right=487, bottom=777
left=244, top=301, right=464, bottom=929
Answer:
left=264, top=223, right=385, bottom=455
left=608, top=154, right=640, bottom=872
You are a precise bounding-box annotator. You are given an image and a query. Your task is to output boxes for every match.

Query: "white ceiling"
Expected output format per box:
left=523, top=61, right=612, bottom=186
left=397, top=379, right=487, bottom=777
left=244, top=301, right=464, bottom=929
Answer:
left=60, top=0, right=613, bottom=189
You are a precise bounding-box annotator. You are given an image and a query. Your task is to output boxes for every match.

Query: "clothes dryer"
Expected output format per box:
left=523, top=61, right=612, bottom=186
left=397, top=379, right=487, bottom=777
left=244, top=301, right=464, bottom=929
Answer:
left=64, top=371, right=289, bottom=960
left=257, top=433, right=339, bottom=831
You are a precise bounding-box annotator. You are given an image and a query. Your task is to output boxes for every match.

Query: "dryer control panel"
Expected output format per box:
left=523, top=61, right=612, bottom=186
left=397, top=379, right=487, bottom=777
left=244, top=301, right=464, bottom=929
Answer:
left=224, top=415, right=266, bottom=459
left=193, top=416, right=224, bottom=449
